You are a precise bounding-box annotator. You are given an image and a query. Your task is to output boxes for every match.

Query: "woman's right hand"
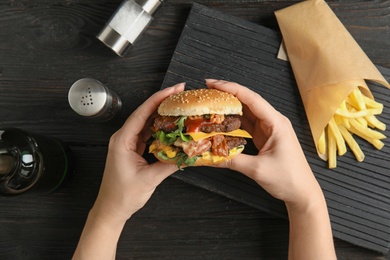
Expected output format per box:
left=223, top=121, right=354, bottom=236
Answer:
left=207, top=79, right=337, bottom=260
left=206, top=79, right=323, bottom=208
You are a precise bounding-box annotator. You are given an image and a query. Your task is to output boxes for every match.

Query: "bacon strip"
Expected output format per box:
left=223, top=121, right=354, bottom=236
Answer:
left=211, top=134, right=229, bottom=157
left=174, top=138, right=211, bottom=158
left=173, top=135, right=245, bottom=158
left=210, top=114, right=225, bottom=124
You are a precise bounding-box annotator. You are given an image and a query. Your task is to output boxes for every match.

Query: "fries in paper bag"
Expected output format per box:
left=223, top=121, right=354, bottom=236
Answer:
left=275, top=0, right=390, bottom=168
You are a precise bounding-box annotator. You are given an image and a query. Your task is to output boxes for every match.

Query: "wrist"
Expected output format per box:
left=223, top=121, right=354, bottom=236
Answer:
left=284, top=172, right=327, bottom=213
left=88, top=202, right=129, bottom=233
left=73, top=204, right=128, bottom=259
left=285, top=188, right=336, bottom=260
left=285, top=191, right=328, bottom=222
left=285, top=183, right=327, bottom=213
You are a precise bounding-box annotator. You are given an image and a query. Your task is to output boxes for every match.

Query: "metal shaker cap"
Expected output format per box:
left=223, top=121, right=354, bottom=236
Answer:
left=136, top=0, right=164, bottom=14
left=68, top=78, right=122, bottom=121
left=97, top=0, right=164, bottom=57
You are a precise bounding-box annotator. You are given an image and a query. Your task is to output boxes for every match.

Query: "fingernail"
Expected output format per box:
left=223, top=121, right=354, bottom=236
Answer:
left=171, top=82, right=186, bottom=90
left=205, top=79, right=219, bottom=83
left=165, top=82, right=185, bottom=92
left=175, top=82, right=186, bottom=90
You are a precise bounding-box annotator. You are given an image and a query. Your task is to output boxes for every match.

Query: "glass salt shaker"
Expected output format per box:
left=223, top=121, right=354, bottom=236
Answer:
left=97, top=0, right=165, bottom=57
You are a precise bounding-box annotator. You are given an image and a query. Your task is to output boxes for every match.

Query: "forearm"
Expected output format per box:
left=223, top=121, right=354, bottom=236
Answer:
left=286, top=192, right=336, bottom=260
left=73, top=207, right=127, bottom=260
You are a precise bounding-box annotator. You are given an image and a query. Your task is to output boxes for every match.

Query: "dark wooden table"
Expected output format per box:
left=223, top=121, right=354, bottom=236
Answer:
left=0, top=0, right=389, bottom=259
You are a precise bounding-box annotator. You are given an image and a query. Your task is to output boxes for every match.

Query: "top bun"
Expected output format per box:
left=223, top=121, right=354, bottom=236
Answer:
left=158, top=88, right=242, bottom=116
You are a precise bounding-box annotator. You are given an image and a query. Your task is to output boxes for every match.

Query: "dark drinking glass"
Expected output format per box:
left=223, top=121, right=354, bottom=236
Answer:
left=0, top=128, right=73, bottom=195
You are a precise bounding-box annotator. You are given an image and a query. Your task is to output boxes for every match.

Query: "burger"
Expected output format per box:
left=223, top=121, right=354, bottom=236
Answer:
left=149, top=88, right=252, bottom=168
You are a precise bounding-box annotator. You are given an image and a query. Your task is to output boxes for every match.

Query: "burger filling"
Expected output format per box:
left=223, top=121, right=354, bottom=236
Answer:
left=150, top=115, right=247, bottom=168
left=153, top=115, right=242, bottom=133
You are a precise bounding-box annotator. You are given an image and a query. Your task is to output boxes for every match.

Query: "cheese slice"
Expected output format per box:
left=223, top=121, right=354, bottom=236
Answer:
left=187, top=129, right=252, bottom=141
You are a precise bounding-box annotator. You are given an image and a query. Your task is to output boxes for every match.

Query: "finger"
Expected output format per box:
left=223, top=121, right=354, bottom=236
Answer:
left=205, top=79, right=279, bottom=123
left=213, top=153, right=263, bottom=180
left=239, top=115, right=255, bottom=135
left=136, top=139, right=147, bottom=156
left=134, top=110, right=161, bottom=149
left=140, top=126, right=153, bottom=143
left=143, top=161, right=179, bottom=185
left=242, top=104, right=257, bottom=124
left=122, top=82, right=186, bottom=138
left=139, top=115, right=156, bottom=143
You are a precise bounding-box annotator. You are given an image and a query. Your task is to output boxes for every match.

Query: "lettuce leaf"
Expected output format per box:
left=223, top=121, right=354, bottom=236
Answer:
left=175, top=152, right=198, bottom=170
left=157, top=150, right=198, bottom=170
left=154, top=116, right=196, bottom=170
left=155, top=116, right=192, bottom=145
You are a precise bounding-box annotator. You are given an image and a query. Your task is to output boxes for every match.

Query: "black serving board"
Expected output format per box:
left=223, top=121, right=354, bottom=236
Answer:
left=161, top=3, right=390, bottom=254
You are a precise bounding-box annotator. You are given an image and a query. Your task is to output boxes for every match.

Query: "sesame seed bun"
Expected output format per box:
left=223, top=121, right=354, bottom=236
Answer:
left=157, top=88, right=242, bottom=116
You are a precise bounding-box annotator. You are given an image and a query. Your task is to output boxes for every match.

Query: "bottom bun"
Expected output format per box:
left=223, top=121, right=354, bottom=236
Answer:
left=152, top=145, right=244, bottom=167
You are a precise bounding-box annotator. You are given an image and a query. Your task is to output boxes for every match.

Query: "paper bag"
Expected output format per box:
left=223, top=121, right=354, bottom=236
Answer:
left=274, top=0, right=389, bottom=154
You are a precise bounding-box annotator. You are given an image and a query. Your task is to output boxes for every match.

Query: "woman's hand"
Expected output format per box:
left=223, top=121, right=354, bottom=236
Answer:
left=93, top=82, right=185, bottom=223
left=206, top=79, right=319, bottom=207
left=73, top=83, right=185, bottom=260
left=206, top=79, right=336, bottom=260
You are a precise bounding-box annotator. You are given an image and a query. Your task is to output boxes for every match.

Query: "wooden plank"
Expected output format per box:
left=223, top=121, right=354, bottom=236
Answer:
left=161, top=3, right=390, bottom=254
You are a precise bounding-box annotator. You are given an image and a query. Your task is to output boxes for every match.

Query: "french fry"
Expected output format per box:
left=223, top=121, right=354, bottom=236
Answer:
left=318, top=87, right=387, bottom=169
left=347, top=125, right=385, bottom=150
left=365, top=115, right=386, bottom=131
left=370, top=139, right=385, bottom=150
left=328, top=117, right=347, bottom=156
left=346, top=96, right=359, bottom=110
left=318, top=130, right=326, bottom=155
left=351, top=87, right=366, bottom=110
left=348, top=118, right=386, bottom=140
left=356, top=116, right=368, bottom=128
left=362, top=95, right=383, bottom=109
left=337, top=101, right=350, bottom=127
left=338, top=125, right=364, bottom=162
left=327, top=125, right=337, bottom=169
left=335, top=107, right=382, bottom=118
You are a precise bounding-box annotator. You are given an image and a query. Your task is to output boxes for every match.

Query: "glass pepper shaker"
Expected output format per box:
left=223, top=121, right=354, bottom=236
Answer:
left=68, top=78, right=122, bottom=122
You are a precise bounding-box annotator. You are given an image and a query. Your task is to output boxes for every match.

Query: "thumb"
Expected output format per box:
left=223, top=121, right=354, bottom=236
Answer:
left=143, top=161, right=179, bottom=185
left=220, top=153, right=263, bottom=180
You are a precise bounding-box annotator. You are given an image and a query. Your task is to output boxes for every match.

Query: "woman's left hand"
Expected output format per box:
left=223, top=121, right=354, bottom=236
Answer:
left=73, top=83, right=185, bottom=260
